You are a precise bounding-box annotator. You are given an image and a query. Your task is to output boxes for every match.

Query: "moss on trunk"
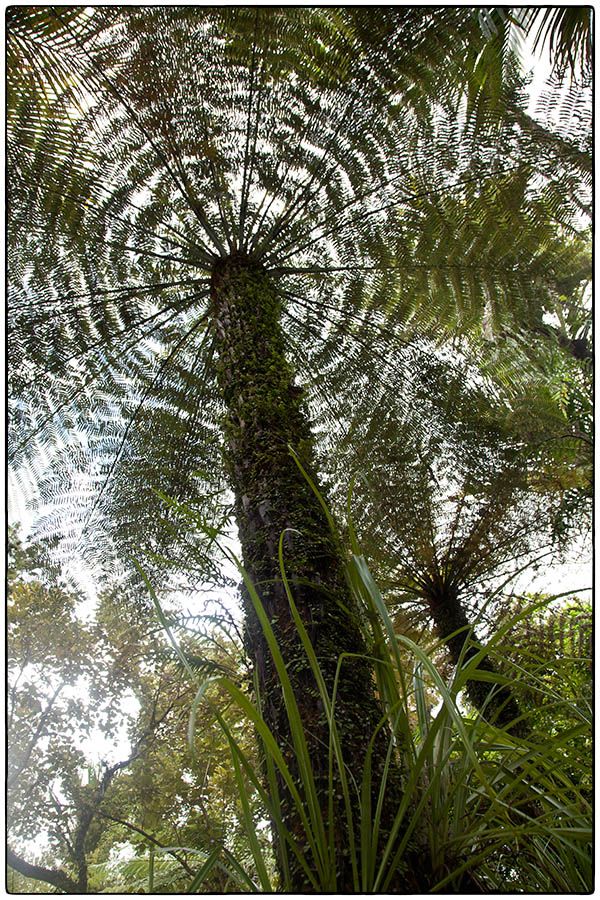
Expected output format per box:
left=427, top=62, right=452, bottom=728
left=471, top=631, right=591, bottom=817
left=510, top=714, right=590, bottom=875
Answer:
left=209, top=253, right=416, bottom=891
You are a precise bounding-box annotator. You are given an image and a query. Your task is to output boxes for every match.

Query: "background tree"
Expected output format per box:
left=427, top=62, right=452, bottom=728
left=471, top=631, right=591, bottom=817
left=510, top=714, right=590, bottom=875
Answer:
left=8, top=527, right=101, bottom=892
left=7, top=529, right=263, bottom=893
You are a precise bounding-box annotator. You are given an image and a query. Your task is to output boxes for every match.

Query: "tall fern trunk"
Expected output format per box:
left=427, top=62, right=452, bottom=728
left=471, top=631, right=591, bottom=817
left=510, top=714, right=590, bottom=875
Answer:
left=209, top=253, right=411, bottom=891
left=426, top=586, right=525, bottom=734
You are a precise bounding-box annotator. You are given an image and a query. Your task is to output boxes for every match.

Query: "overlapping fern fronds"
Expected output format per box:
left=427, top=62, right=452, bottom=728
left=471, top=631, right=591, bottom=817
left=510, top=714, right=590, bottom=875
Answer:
left=8, top=8, right=591, bottom=575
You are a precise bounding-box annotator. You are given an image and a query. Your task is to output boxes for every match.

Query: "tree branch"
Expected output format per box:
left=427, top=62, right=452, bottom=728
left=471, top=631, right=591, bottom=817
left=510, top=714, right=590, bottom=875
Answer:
left=6, top=846, right=79, bottom=894
left=8, top=683, right=64, bottom=789
left=94, top=811, right=194, bottom=875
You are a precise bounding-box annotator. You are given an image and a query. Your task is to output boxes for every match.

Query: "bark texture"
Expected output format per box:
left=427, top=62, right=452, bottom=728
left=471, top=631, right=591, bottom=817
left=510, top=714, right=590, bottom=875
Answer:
left=209, top=253, right=417, bottom=891
left=6, top=847, right=80, bottom=894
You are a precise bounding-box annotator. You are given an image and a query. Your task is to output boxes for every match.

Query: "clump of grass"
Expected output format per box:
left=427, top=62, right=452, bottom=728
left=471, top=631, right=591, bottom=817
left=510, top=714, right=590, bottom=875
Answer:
left=139, top=491, right=592, bottom=893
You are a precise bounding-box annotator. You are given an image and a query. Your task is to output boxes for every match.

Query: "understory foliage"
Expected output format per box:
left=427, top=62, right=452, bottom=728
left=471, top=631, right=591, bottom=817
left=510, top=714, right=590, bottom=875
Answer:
left=7, top=5, right=592, bottom=895
left=7, top=527, right=267, bottom=894
left=7, top=524, right=592, bottom=893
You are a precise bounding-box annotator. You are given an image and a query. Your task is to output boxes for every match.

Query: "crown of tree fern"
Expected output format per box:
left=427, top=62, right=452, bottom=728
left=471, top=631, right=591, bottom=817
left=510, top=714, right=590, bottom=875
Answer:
left=9, top=7, right=590, bottom=569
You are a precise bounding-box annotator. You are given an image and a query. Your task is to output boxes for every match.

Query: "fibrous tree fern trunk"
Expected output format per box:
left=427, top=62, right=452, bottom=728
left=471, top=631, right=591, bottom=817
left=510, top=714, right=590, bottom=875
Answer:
left=210, top=253, right=410, bottom=890
left=425, top=585, right=524, bottom=735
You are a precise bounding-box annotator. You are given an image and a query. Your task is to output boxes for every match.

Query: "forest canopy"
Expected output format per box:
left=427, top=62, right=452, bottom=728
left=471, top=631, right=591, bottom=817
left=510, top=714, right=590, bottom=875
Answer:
left=7, top=6, right=592, bottom=894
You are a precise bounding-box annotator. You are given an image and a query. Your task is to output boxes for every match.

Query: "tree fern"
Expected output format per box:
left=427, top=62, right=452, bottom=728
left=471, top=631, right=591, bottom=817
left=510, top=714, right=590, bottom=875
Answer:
left=8, top=8, right=592, bottom=889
